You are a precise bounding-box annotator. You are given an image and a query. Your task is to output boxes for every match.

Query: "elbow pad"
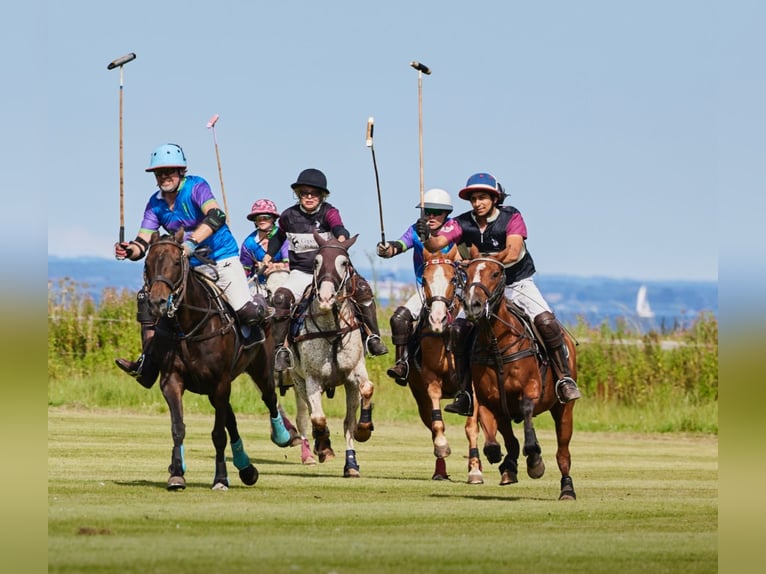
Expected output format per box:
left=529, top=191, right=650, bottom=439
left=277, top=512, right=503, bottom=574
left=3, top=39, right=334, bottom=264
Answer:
left=203, top=207, right=226, bottom=232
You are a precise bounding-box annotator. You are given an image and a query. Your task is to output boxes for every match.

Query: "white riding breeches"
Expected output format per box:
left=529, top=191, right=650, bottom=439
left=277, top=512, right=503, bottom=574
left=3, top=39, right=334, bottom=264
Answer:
left=504, top=277, right=551, bottom=320
left=196, top=256, right=253, bottom=312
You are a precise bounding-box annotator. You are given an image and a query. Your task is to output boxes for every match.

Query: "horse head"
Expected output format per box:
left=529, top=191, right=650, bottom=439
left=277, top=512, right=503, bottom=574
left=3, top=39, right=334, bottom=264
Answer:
left=462, top=244, right=508, bottom=321
left=421, top=245, right=461, bottom=333
left=312, top=230, right=357, bottom=311
left=144, top=229, right=189, bottom=319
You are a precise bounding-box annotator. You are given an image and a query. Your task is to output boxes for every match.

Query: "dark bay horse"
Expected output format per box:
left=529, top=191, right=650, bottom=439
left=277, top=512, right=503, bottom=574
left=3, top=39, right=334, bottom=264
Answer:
left=461, top=245, right=577, bottom=500
left=287, top=231, right=375, bottom=478
left=407, top=246, right=505, bottom=483
left=143, top=230, right=295, bottom=490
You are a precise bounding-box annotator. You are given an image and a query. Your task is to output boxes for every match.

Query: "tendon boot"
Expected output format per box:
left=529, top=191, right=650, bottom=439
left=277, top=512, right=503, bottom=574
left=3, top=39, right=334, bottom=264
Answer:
left=444, top=318, right=475, bottom=416
left=272, top=288, right=294, bottom=372
left=115, top=289, right=160, bottom=389
left=534, top=311, right=581, bottom=404
left=386, top=306, right=414, bottom=386
left=354, top=275, right=388, bottom=356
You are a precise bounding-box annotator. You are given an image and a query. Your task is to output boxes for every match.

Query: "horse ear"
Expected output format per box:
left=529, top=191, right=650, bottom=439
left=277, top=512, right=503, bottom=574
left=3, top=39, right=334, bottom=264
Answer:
left=468, top=244, right=480, bottom=259
left=174, top=228, right=185, bottom=243
left=312, top=229, right=326, bottom=247
left=344, top=234, right=358, bottom=249
left=422, top=245, right=435, bottom=260
left=150, top=231, right=160, bottom=245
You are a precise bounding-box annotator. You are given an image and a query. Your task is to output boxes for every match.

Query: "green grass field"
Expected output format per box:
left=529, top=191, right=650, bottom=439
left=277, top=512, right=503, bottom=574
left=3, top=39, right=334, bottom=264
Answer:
left=48, top=407, right=717, bottom=574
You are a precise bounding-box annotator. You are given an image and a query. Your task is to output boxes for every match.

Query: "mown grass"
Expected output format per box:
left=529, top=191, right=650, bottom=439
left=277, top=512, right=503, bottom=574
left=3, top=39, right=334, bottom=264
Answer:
left=48, top=408, right=717, bottom=574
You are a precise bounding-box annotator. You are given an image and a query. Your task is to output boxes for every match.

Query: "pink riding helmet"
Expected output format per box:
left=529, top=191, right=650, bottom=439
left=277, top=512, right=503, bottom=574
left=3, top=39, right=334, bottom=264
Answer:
left=247, top=199, right=280, bottom=221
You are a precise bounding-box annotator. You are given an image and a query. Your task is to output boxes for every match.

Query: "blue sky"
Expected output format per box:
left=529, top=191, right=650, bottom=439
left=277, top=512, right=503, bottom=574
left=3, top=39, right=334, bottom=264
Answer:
left=32, top=1, right=761, bottom=283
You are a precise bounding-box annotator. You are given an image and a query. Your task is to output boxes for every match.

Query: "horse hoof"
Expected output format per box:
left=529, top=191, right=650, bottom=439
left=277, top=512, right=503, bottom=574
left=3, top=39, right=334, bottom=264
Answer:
left=343, top=467, right=361, bottom=478
left=499, top=470, right=519, bottom=486
left=353, top=425, right=372, bottom=443
left=527, top=457, right=546, bottom=479
left=317, top=449, right=335, bottom=463
left=559, top=476, right=576, bottom=500
left=483, top=443, right=502, bottom=464
left=211, top=481, right=229, bottom=491
left=467, top=469, right=484, bottom=485
left=167, top=475, right=186, bottom=491
left=302, top=454, right=317, bottom=465
left=239, top=465, right=259, bottom=486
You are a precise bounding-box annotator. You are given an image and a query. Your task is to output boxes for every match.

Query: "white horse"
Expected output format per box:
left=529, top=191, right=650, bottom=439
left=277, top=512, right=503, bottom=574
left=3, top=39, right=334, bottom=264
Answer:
left=287, top=231, right=375, bottom=477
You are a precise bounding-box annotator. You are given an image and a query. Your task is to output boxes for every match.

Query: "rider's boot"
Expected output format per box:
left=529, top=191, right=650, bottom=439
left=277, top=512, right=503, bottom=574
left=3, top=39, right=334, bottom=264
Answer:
left=386, top=306, right=414, bottom=386
left=236, top=298, right=267, bottom=327
left=271, top=288, right=294, bottom=372
left=115, top=288, right=160, bottom=389
left=354, top=275, right=388, bottom=356
left=534, top=311, right=582, bottom=404
left=444, top=318, right=475, bottom=416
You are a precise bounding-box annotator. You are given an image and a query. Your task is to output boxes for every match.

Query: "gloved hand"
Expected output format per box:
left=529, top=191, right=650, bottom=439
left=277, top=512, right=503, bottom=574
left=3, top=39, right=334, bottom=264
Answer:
left=415, top=217, right=429, bottom=243
left=114, top=241, right=130, bottom=261
left=376, top=242, right=392, bottom=258
left=182, top=239, right=198, bottom=257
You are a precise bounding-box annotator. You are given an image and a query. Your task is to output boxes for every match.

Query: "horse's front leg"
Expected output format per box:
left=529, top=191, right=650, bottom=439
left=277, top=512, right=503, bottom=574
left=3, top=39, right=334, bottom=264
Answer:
left=161, top=374, right=187, bottom=491
left=552, top=402, right=576, bottom=500
left=303, top=379, right=334, bottom=463
left=497, top=415, right=520, bottom=486
left=520, top=380, right=545, bottom=480
left=208, top=387, right=233, bottom=490
left=464, top=398, right=484, bottom=485
left=343, top=378, right=362, bottom=478
left=220, top=401, right=259, bottom=487
left=353, top=367, right=375, bottom=443
left=245, top=350, right=292, bottom=447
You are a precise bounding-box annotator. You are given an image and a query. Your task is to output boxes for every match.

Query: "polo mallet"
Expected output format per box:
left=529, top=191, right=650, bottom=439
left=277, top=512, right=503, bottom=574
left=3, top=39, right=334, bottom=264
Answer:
left=366, top=116, right=386, bottom=245
left=107, top=52, right=137, bottom=243
left=206, top=114, right=229, bottom=219
left=409, top=60, right=431, bottom=217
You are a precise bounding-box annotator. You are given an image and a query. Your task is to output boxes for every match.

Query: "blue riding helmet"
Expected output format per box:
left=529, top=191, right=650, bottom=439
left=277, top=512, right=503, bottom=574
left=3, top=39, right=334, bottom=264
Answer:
left=146, top=143, right=187, bottom=172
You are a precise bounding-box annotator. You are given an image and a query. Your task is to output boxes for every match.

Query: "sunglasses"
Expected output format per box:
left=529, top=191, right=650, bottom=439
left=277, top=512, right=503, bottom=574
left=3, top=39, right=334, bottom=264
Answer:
left=424, top=209, right=446, bottom=217
left=297, top=190, right=321, bottom=198
left=154, top=168, right=180, bottom=177
left=254, top=215, right=274, bottom=222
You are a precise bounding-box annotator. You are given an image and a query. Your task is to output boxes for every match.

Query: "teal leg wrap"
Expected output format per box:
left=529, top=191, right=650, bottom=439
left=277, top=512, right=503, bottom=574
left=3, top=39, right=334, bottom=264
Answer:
left=230, top=438, right=251, bottom=470
left=270, top=413, right=292, bottom=447
left=180, top=444, right=187, bottom=473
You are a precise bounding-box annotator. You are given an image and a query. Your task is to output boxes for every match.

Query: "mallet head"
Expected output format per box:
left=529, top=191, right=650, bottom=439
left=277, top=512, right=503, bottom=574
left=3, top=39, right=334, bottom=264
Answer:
left=107, top=53, right=136, bottom=70
left=366, top=117, right=374, bottom=148
left=409, top=61, right=432, bottom=75
left=207, top=114, right=220, bottom=129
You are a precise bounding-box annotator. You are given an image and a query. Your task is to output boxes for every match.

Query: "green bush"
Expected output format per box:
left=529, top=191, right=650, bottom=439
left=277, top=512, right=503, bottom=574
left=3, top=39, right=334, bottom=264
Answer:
left=47, top=281, right=718, bottom=434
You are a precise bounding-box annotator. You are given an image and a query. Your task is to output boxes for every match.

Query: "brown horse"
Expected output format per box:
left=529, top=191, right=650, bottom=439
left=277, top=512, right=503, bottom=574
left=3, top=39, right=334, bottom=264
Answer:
left=461, top=245, right=577, bottom=500
left=406, top=246, right=506, bottom=483
left=143, top=230, right=296, bottom=490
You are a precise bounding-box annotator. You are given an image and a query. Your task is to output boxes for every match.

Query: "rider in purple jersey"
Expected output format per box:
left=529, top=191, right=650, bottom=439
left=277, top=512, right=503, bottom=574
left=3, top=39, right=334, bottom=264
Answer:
left=113, top=143, right=266, bottom=389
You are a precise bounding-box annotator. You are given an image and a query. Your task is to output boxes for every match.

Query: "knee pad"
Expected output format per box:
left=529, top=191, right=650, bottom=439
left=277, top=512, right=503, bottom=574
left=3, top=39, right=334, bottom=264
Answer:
left=533, top=311, right=563, bottom=346
left=353, top=275, right=374, bottom=304
left=390, top=307, right=414, bottom=345
left=136, top=287, right=153, bottom=325
left=272, top=288, right=295, bottom=319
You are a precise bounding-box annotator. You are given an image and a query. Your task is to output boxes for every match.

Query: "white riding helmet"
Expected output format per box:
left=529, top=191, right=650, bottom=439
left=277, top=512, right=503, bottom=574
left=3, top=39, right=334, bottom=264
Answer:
left=416, top=188, right=453, bottom=213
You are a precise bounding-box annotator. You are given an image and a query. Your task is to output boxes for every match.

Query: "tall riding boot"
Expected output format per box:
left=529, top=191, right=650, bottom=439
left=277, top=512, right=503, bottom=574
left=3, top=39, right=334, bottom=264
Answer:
left=115, top=287, right=160, bottom=389
left=271, top=287, right=294, bottom=372
left=353, top=275, right=388, bottom=356
left=534, top=311, right=582, bottom=404
left=386, top=307, right=414, bottom=386
left=444, top=318, right=475, bottom=416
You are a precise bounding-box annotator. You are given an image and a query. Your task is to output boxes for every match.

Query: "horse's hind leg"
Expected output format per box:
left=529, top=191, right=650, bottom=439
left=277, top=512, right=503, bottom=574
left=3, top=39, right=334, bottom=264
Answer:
left=343, top=379, right=362, bottom=477
left=465, top=404, right=483, bottom=484
left=221, top=402, right=259, bottom=486
left=353, top=374, right=375, bottom=443
left=245, top=357, right=292, bottom=447
left=208, top=393, right=233, bottom=490
left=552, top=403, right=576, bottom=500
left=305, top=385, right=335, bottom=463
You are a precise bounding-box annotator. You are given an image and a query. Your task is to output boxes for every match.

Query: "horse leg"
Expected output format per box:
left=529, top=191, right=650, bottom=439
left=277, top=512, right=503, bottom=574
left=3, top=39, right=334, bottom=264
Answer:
left=208, top=390, right=233, bottom=491
left=552, top=402, right=576, bottom=500
left=465, top=401, right=483, bottom=485
left=277, top=401, right=303, bottom=447
left=306, top=383, right=334, bottom=463
left=221, top=402, right=259, bottom=486
left=293, top=389, right=316, bottom=464
left=244, top=352, right=292, bottom=447
left=520, top=394, right=545, bottom=479
left=343, top=379, right=362, bottom=477
left=162, top=376, right=187, bottom=491
left=496, top=416, right=520, bottom=486
left=478, top=404, right=503, bottom=464
left=353, top=373, right=375, bottom=442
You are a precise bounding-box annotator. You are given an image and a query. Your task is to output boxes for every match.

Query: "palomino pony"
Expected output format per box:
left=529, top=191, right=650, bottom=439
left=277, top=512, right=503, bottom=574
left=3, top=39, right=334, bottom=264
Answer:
left=461, top=245, right=578, bottom=500
left=287, top=231, right=375, bottom=478
left=142, top=230, right=295, bottom=490
left=407, top=246, right=505, bottom=483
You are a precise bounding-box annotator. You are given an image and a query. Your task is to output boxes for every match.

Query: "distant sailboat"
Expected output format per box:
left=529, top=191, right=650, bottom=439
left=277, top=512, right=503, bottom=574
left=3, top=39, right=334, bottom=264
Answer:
left=636, top=285, right=655, bottom=318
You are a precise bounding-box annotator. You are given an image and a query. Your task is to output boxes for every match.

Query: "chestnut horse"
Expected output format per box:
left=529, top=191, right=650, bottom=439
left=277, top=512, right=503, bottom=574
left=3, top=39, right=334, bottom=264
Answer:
left=461, top=245, right=577, bottom=500
left=287, top=231, right=375, bottom=478
left=407, top=247, right=506, bottom=483
left=143, top=230, right=296, bottom=490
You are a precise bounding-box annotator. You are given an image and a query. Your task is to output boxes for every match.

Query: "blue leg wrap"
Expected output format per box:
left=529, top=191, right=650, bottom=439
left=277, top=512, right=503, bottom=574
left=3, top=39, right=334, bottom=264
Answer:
left=180, top=444, right=187, bottom=473
left=230, top=438, right=251, bottom=470
left=270, top=412, right=292, bottom=447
